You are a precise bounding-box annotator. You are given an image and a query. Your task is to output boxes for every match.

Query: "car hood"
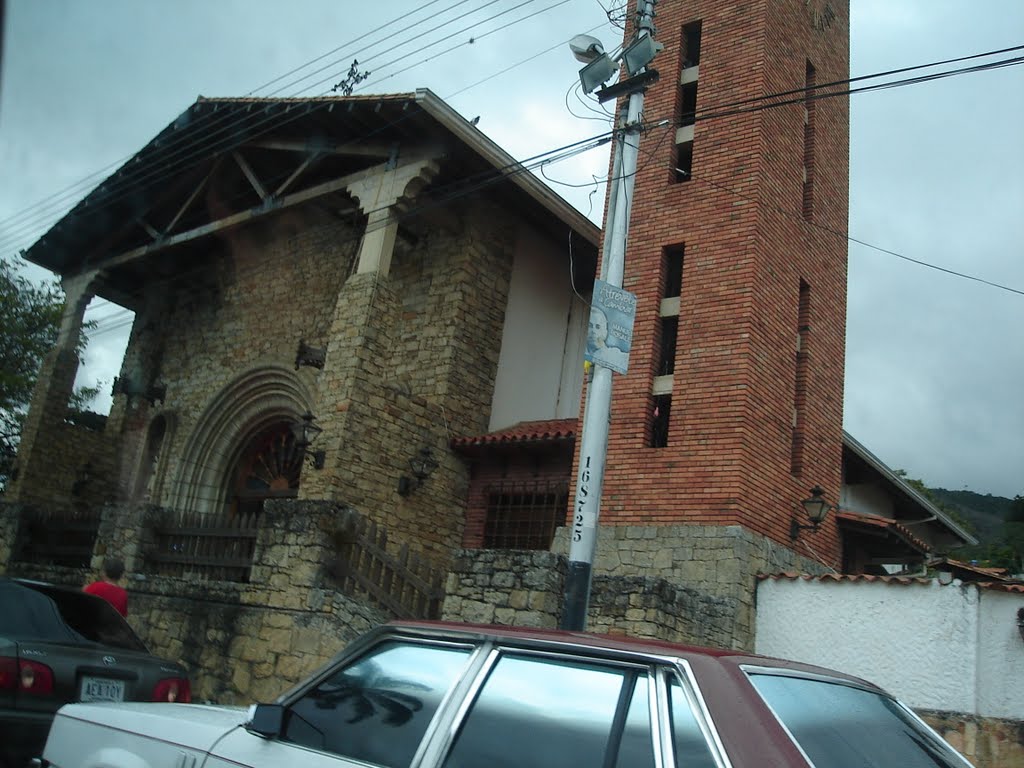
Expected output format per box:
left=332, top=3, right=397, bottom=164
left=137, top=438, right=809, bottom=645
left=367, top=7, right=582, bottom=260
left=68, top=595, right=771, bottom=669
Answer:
left=55, top=702, right=250, bottom=750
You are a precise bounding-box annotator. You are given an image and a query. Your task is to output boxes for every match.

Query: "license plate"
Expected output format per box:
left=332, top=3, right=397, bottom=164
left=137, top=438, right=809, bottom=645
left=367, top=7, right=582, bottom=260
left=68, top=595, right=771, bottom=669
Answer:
left=80, top=677, right=126, bottom=702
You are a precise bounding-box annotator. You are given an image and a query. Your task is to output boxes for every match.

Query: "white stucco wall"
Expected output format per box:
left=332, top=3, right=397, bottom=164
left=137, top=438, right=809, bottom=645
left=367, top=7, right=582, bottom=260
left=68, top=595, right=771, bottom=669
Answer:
left=488, top=223, right=587, bottom=431
left=755, top=577, right=1024, bottom=719
left=840, top=482, right=894, bottom=517
left=977, top=590, right=1023, bottom=717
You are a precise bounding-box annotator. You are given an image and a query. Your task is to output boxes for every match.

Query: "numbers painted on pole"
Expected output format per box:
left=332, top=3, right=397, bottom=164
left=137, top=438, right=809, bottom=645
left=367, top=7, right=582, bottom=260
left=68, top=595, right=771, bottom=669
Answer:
left=573, top=456, right=591, bottom=542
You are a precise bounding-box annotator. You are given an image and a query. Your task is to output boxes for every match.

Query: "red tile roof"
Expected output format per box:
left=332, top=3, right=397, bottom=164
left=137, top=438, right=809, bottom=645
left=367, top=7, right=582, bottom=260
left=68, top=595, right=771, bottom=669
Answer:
left=757, top=572, right=1024, bottom=594
left=931, top=557, right=1011, bottom=580
left=450, top=418, right=577, bottom=448
left=835, top=508, right=930, bottom=554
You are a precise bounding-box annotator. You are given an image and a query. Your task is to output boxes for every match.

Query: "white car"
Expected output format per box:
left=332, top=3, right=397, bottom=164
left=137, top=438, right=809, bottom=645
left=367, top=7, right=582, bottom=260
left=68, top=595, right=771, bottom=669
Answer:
left=37, top=620, right=973, bottom=768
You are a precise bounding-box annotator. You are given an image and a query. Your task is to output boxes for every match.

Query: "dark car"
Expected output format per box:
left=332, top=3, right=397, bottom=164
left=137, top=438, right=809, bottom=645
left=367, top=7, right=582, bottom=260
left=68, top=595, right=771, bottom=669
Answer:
left=42, top=620, right=971, bottom=768
left=0, top=577, right=191, bottom=768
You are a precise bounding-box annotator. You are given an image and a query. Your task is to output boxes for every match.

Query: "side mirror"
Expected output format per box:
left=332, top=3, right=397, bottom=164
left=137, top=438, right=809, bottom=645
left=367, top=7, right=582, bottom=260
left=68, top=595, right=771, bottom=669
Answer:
left=247, top=704, right=285, bottom=738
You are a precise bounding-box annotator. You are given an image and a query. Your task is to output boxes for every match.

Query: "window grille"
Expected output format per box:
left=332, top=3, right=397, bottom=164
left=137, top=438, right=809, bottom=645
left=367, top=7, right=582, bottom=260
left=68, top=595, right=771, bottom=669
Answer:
left=483, top=481, right=569, bottom=550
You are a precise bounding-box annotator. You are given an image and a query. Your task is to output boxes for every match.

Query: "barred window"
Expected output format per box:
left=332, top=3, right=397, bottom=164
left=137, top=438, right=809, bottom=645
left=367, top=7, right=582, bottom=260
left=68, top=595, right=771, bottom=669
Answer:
left=483, top=481, right=569, bottom=550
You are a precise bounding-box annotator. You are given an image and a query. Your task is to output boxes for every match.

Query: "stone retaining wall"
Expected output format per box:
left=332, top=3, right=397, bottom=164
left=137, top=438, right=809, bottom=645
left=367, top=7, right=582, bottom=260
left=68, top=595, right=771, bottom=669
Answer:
left=554, top=524, right=825, bottom=649
left=921, top=710, right=1024, bottom=768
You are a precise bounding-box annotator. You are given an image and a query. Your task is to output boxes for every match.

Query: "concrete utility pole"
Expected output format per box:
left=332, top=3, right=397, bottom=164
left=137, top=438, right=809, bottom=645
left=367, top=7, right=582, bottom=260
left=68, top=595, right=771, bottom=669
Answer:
left=562, top=0, right=660, bottom=632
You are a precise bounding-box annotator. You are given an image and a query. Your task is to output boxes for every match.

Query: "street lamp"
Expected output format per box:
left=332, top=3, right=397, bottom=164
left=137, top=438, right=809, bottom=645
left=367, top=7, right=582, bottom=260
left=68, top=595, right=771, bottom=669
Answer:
left=790, top=485, right=832, bottom=540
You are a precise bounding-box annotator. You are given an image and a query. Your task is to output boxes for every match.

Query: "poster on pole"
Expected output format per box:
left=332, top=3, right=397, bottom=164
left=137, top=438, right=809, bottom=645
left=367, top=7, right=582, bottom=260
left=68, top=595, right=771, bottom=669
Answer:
left=585, top=280, right=637, bottom=375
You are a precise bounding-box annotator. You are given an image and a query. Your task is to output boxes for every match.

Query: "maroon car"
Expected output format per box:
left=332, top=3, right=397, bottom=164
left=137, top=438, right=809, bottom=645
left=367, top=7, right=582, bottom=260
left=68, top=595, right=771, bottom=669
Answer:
left=41, top=619, right=970, bottom=768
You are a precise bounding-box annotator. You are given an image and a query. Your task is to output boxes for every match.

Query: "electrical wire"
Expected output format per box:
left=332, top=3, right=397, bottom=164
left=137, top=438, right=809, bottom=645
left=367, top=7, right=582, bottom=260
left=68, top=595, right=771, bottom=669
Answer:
left=0, top=0, right=563, bottom=252
left=6, top=40, right=1017, bottom=258
left=0, top=0, right=486, bottom=237
left=8, top=39, right=1022, bottom=324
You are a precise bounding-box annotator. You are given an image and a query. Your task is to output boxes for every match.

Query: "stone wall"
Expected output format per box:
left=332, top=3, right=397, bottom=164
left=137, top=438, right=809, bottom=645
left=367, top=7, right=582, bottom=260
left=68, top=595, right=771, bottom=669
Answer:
left=2, top=498, right=391, bottom=704
left=441, top=547, right=742, bottom=648
left=554, top=524, right=826, bottom=649
left=920, top=711, right=1024, bottom=768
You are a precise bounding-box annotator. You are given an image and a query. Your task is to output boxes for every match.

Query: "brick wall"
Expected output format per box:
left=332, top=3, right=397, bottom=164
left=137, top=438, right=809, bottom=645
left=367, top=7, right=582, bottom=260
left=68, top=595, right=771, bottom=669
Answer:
left=577, top=0, right=850, bottom=566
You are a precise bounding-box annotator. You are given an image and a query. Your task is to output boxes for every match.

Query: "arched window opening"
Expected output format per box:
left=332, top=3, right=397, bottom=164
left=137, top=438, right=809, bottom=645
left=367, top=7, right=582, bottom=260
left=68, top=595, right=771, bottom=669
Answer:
left=230, top=421, right=303, bottom=520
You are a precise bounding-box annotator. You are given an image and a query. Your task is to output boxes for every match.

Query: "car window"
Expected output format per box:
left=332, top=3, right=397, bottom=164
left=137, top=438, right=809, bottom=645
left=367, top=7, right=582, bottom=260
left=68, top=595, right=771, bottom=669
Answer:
left=749, top=672, right=971, bottom=768
left=443, top=653, right=656, bottom=768
left=667, top=676, right=719, bottom=768
left=0, top=581, right=147, bottom=651
left=281, top=641, right=472, bottom=768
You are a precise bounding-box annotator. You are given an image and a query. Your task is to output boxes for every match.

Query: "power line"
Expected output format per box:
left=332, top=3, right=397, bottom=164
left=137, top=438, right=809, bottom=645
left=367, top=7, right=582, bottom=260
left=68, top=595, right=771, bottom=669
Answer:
left=6, top=36, right=1019, bottom=260
left=0, top=0, right=478, bottom=235
left=0, top=0, right=555, bottom=251
left=8, top=36, right=1021, bottom=313
left=57, top=45, right=1024, bottom=340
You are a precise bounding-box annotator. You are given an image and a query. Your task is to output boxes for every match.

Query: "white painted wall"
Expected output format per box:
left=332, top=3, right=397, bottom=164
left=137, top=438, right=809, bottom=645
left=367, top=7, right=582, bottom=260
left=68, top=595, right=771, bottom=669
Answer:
left=840, top=482, right=894, bottom=517
left=488, top=223, right=587, bottom=431
left=977, top=590, right=1023, bottom=717
left=755, top=577, right=1024, bottom=719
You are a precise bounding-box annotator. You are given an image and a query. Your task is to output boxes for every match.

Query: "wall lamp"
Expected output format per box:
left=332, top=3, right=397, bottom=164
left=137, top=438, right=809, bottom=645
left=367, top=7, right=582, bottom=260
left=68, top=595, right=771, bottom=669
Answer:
left=790, top=485, right=832, bottom=541
left=292, top=412, right=325, bottom=470
left=111, top=375, right=167, bottom=406
left=1017, top=608, right=1024, bottom=644
left=398, top=447, right=439, bottom=496
left=295, top=339, right=326, bottom=371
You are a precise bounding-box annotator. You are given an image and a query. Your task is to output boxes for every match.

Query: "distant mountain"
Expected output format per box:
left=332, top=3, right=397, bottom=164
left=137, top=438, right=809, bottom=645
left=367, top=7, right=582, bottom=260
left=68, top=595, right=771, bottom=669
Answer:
left=927, top=488, right=1013, bottom=544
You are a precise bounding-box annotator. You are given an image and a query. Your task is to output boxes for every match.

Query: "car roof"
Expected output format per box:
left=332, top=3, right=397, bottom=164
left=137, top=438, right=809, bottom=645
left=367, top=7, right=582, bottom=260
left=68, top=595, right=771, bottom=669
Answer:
left=385, top=620, right=882, bottom=690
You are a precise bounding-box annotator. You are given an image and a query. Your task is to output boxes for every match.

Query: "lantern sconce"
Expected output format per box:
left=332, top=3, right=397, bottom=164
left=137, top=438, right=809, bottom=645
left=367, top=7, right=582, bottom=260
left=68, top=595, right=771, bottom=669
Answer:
left=1017, top=608, right=1024, bottom=644
left=291, top=412, right=326, bottom=470
left=397, top=447, right=439, bottom=496
left=790, top=485, right=833, bottom=541
left=295, top=339, right=327, bottom=371
left=111, top=376, right=167, bottom=406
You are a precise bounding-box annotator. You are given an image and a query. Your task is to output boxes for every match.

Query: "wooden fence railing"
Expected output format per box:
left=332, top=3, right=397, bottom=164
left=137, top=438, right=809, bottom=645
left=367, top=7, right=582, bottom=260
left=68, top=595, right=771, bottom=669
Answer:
left=144, top=511, right=258, bottom=583
left=13, top=507, right=101, bottom=569
left=331, top=515, right=445, bottom=620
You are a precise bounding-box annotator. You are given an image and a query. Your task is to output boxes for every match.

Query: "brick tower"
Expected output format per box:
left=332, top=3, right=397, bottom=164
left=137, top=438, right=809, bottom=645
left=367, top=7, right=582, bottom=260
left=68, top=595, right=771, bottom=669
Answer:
left=587, top=0, right=849, bottom=573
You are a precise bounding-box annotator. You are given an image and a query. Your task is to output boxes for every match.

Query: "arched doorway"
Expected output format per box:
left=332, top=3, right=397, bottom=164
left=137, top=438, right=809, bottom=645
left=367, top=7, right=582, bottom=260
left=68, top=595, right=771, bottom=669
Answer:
left=229, top=420, right=304, bottom=519
left=171, top=365, right=314, bottom=515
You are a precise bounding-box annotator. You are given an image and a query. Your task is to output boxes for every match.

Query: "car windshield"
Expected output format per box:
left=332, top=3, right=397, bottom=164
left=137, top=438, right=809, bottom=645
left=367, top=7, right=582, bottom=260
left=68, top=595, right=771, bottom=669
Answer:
left=0, top=580, right=147, bottom=651
left=748, top=671, right=970, bottom=768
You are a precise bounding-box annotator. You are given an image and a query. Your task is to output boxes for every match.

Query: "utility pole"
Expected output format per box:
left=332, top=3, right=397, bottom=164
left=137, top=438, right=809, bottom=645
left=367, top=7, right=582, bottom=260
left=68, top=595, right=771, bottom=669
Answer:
left=561, top=0, right=660, bottom=632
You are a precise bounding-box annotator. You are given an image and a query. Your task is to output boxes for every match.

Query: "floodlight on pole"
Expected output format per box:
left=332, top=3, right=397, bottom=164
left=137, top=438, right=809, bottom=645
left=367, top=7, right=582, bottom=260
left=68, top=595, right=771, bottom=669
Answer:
left=621, top=33, right=664, bottom=76
left=579, top=55, right=619, bottom=94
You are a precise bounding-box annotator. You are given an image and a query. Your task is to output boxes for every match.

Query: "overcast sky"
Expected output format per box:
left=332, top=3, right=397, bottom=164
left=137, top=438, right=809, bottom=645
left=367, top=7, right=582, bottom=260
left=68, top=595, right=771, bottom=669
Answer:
left=1, top=1, right=1021, bottom=498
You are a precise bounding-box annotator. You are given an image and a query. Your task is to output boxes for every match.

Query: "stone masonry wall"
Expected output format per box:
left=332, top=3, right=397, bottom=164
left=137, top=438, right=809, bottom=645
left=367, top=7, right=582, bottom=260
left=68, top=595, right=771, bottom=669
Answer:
left=2, top=499, right=390, bottom=704
left=442, top=548, right=740, bottom=648
left=921, top=711, right=1024, bottom=768
left=553, top=523, right=827, bottom=649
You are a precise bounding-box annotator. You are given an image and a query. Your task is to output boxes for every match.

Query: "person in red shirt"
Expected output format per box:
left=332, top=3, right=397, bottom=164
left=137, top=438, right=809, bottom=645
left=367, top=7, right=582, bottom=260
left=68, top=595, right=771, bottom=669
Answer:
left=84, top=557, right=129, bottom=617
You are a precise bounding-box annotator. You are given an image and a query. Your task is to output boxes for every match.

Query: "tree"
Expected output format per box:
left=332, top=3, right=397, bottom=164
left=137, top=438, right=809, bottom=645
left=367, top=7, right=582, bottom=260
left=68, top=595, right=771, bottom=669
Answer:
left=0, top=258, right=99, bottom=490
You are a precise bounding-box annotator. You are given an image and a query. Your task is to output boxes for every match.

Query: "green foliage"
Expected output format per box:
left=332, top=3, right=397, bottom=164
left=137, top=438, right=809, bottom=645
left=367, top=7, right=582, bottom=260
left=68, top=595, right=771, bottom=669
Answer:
left=948, top=493, right=1024, bottom=574
left=0, top=258, right=99, bottom=490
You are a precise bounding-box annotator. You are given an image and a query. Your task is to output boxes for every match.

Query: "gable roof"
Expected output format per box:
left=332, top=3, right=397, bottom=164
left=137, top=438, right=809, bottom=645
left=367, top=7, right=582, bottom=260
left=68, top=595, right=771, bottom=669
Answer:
left=842, top=431, right=976, bottom=547
left=23, top=90, right=600, bottom=305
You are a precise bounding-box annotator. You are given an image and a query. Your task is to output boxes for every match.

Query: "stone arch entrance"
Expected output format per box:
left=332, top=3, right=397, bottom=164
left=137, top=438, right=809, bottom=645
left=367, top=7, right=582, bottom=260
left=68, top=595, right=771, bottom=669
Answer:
left=171, top=365, right=314, bottom=515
